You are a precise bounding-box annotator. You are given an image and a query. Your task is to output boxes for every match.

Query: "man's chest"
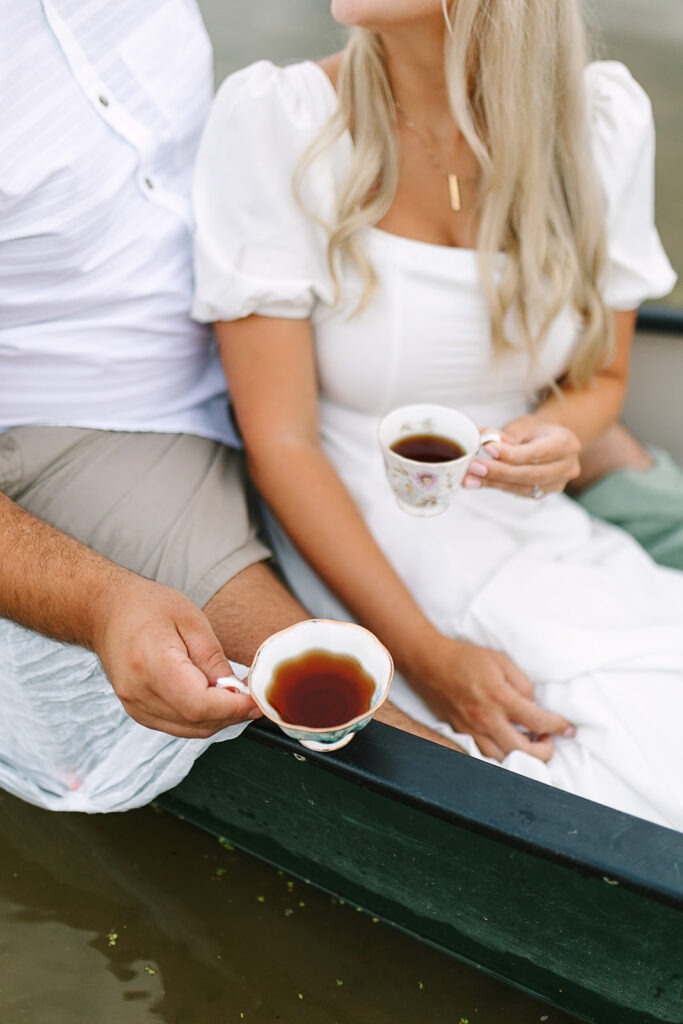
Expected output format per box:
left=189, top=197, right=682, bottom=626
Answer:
left=0, top=0, right=212, bottom=267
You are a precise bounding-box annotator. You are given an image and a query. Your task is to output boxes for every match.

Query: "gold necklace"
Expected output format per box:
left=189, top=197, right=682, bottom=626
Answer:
left=395, top=102, right=462, bottom=213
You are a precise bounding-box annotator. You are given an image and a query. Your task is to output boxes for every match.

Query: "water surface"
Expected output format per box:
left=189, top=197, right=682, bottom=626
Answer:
left=0, top=791, right=578, bottom=1023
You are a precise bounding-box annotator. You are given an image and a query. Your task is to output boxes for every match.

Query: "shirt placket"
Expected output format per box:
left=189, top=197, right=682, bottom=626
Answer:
left=40, top=0, right=193, bottom=231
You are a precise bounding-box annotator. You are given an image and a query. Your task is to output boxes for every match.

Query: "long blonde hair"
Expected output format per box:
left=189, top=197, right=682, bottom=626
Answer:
left=295, top=0, right=612, bottom=387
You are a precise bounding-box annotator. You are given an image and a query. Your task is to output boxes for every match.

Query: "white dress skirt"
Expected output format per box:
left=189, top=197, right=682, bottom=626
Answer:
left=192, top=58, right=683, bottom=831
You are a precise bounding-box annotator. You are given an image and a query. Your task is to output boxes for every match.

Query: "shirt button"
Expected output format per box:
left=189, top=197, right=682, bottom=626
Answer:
left=144, top=178, right=154, bottom=190
left=98, top=95, right=109, bottom=107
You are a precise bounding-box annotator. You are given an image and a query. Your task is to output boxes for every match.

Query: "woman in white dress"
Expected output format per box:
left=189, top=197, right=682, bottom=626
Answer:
left=192, top=0, right=682, bottom=829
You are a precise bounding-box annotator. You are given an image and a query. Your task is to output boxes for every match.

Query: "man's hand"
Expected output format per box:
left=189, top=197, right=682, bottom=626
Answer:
left=92, top=577, right=261, bottom=737
left=463, top=416, right=582, bottom=497
left=415, top=637, right=574, bottom=761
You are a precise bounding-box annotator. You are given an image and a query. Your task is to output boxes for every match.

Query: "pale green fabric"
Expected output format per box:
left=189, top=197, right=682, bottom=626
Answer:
left=573, top=449, right=683, bottom=571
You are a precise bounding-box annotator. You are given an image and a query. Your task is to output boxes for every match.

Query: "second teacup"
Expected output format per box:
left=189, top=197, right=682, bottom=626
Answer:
left=379, top=403, right=501, bottom=516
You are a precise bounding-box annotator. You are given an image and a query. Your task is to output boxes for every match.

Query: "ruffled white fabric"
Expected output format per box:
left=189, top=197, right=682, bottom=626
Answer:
left=192, top=61, right=339, bottom=324
left=586, top=61, right=677, bottom=309
left=191, top=60, right=682, bottom=831
left=0, top=619, right=249, bottom=813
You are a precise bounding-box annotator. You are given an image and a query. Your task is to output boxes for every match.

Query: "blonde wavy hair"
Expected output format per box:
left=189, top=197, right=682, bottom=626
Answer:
left=295, top=0, right=613, bottom=387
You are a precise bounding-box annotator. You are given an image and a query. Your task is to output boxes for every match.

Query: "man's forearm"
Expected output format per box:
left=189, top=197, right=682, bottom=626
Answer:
left=0, top=490, right=129, bottom=649
left=375, top=701, right=465, bottom=752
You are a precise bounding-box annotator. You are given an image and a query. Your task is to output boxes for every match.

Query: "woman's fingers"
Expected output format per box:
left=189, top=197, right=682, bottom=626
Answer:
left=465, top=455, right=578, bottom=492
left=496, top=433, right=578, bottom=466
left=500, top=657, right=535, bottom=698
left=497, top=723, right=555, bottom=761
left=474, top=734, right=507, bottom=762
left=508, top=694, right=575, bottom=739
left=464, top=418, right=581, bottom=494
left=474, top=720, right=554, bottom=762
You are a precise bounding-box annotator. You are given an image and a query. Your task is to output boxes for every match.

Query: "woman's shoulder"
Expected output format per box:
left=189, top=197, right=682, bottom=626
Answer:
left=210, top=58, right=340, bottom=133
left=583, top=61, right=676, bottom=308
left=584, top=60, right=654, bottom=155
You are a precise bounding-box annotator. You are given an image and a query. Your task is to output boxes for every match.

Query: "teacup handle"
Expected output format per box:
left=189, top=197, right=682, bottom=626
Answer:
left=214, top=675, right=251, bottom=696
left=478, top=428, right=502, bottom=451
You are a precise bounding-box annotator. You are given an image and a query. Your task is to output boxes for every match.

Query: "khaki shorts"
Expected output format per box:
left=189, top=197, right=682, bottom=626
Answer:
left=0, top=426, right=270, bottom=607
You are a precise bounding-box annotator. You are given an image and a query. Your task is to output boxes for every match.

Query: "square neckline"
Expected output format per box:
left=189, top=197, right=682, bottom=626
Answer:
left=305, top=59, right=481, bottom=258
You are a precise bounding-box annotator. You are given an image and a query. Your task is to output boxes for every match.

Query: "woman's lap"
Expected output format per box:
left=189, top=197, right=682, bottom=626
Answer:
left=262, top=482, right=683, bottom=830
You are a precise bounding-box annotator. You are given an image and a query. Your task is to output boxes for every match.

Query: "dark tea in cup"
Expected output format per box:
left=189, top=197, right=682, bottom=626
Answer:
left=267, top=649, right=375, bottom=728
left=390, top=433, right=466, bottom=463
left=379, top=404, right=502, bottom=516
left=218, top=619, right=393, bottom=751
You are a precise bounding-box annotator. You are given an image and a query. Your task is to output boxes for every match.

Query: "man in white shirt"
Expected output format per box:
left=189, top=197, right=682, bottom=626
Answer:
left=0, top=0, right=445, bottom=774
left=0, top=0, right=309, bottom=737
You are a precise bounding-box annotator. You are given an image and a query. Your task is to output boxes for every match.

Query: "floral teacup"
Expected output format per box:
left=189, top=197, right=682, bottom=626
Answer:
left=379, top=403, right=501, bottom=517
left=217, top=619, right=393, bottom=752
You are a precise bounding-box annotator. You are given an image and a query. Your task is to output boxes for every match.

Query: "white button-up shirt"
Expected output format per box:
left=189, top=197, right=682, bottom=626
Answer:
left=0, top=0, right=237, bottom=444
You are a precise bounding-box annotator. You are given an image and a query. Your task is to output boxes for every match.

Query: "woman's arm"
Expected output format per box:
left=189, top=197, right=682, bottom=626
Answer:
left=465, top=309, right=636, bottom=496
left=217, top=316, right=574, bottom=760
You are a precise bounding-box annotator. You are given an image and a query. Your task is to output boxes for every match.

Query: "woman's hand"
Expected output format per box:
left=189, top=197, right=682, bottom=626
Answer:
left=463, top=415, right=581, bottom=497
left=415, top=636, right=574, bottom=761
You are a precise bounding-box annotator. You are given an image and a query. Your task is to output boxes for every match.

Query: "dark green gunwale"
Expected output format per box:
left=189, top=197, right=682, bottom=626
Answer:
left=160, top=719, right=683, bottom=1024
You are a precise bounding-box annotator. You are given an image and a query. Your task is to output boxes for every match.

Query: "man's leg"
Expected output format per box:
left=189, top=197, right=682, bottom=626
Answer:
left=203, top=561, right=307, bottom=664
left=4, top=425, right=463, bottom=748
left=572, top=424, right=683, bottom=571
left=571, top=423, right=653, bottom=491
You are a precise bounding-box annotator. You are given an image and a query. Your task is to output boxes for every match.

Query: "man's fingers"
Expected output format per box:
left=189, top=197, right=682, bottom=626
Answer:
left=165, top=669, right=260, bottom=727
left=123, top=684, right=260, bottom=735
left=127, top=643, right=260, bottom=731
left=176, top=613, right=234, bottom=683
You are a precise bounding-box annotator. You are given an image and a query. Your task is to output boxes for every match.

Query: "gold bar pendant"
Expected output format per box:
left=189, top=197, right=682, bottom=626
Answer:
left=448, top=173, right=461, bottom=212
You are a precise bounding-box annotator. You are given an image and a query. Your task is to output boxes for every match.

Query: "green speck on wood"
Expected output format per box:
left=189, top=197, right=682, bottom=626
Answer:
left=298, top=901, right=305, bottom=907
left=256, top=895, right=265, bottom=903
left=144, top=965, right=157, bottom=975
left=216, top=867, right=226, bottom=877
left=336, top=978, right=344, bottom=986
left=107, top=931, right=118, bottom=947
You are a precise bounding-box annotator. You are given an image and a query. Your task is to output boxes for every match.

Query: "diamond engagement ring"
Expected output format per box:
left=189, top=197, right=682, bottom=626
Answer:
left=531, top=484, right=545, bottom=500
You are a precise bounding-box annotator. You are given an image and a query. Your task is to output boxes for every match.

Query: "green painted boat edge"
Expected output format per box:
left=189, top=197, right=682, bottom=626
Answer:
left=160, top=720, right=683, bottom=1024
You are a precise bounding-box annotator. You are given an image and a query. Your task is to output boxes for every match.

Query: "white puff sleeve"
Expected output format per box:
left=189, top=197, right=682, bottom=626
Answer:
left=192, top=61, right=338, bottom=323
left=586, top=61, right=677, bottom=311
